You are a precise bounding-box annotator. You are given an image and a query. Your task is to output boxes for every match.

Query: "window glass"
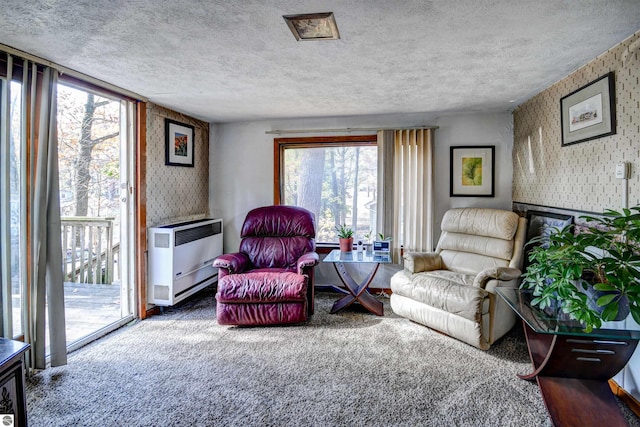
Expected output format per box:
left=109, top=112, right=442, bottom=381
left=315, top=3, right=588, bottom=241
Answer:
left=9, top=81, right=22, bottom=338
left=57, top=83, right=126, bottom=347
left=279, top=138, right=377, bottom=243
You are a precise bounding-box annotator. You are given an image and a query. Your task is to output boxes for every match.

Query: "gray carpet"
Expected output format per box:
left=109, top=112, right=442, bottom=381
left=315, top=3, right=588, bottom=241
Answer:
left=26, top=288, right=640, bottom=426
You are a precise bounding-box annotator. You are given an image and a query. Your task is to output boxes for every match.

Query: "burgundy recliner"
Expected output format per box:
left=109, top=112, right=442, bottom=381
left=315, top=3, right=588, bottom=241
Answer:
left=213, top=205, right=319, bottom=326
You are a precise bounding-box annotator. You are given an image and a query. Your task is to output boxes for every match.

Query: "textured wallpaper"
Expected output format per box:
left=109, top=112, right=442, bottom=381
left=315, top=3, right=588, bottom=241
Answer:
left=513, top=31, right=640, bottom=213
left=146, top=103, right=209, bottom=227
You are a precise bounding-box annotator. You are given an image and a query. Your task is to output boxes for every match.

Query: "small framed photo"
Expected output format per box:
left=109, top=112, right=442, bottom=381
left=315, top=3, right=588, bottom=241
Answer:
left=560, top=72, right=616, bottom=146
left=373, top=240, right=391, bottom=254
left=165, top=118, right=195, bottom=167
left=450, top=145, right=495, bottom=197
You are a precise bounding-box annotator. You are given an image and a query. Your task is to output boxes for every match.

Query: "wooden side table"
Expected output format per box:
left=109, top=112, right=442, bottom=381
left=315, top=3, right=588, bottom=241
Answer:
left=0, top=339, right=30, bottom=427
left=497, top=288, right=639, bottom=427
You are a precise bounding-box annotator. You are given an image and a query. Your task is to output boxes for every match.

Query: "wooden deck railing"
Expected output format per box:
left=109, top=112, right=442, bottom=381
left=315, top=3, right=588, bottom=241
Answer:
left=61, top=217, right=118, bottom=285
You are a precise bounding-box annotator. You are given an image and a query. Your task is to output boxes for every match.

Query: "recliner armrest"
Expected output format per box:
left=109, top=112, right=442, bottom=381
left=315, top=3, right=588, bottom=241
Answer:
left=403, top=252, right=443, bottom=273
left=473, top=267, right=522, bottom=289
left=213, top=252, right=251, bottom=274
left=297, top=252, right=319, bottom=274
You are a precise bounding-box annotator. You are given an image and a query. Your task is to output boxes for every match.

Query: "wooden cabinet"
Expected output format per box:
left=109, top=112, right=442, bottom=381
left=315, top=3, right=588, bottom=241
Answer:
left=0, top=339, right=30, bottom=427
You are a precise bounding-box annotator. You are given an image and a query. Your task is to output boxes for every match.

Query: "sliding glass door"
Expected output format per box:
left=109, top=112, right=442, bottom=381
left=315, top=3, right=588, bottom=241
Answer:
left=1, top=80, right=24, bottom=339
left=57, top=83, right=135, bottom=350
left=1, top=75, right=136, bottom=351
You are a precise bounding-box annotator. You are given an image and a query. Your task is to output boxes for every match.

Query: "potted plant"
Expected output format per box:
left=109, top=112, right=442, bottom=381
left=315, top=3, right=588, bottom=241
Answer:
left=335, top=224, right=354, bottom=252
left=521, top=207, right=640, bottom=332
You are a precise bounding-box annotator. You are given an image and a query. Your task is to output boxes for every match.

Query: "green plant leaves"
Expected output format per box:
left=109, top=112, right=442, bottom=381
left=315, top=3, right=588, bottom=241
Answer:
left=335, top=223, right=354, bottom=238
left=601, top=302, right=620, bottom=321
left=593, top=283, right=616, bottom=291
left=596, top=293, right=618, bottom=306
left=630, top=304, right=640, bottom=325
left=520, top=205, right=640, bottom=331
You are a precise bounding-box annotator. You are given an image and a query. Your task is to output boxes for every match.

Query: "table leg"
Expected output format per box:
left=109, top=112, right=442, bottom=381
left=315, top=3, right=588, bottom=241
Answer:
left=330, top=261, right=383, bottom=316
left=315, top=284, right=349, bottom=295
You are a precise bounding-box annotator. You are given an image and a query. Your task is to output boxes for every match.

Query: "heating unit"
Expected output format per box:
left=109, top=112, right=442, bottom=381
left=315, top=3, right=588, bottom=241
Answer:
left=148, top=218, right=223, bottom=306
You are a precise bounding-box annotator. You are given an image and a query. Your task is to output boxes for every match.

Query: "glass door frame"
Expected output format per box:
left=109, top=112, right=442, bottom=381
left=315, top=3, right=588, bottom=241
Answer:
left=62, top=90, right=137, bottom=353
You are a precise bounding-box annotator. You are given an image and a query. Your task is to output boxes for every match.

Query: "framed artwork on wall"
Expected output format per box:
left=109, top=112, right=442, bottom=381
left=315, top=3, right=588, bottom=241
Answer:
left=450, top=145, right=495, bottom=197
left=165, top=118, right=195, bottom=167
left=560, top=72, right=616, bottom=146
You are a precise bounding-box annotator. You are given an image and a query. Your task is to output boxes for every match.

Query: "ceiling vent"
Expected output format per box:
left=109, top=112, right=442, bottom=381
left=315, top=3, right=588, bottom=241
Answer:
left=283, top=12, right=340, bottom=41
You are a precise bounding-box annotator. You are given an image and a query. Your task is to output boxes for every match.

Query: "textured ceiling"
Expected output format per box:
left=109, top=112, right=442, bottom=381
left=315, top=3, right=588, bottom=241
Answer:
left=1, top=1, right=639, bottom=123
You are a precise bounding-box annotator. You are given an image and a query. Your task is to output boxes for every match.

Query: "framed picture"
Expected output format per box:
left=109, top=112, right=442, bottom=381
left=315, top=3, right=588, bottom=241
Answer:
left=450, top=145, right=495, bottom=197
left=524, top=210, right=574, bottom=269
left=560, top=72, right=616, bottom=146
left=165, top=118, right=195, bottom=167
left=525, top=210, right=574, bottom=243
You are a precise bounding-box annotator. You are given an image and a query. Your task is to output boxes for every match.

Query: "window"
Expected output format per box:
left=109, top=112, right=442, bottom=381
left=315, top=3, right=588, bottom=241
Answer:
left=3, top=80, right=23, bottom=338
left=275, top=135, right=377, bottom=244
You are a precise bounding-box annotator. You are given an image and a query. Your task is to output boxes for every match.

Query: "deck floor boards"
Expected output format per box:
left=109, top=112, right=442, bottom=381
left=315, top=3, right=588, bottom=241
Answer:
left=63, top=282, right=122, bottom=344
left=12, top=282, right=122, bottom=348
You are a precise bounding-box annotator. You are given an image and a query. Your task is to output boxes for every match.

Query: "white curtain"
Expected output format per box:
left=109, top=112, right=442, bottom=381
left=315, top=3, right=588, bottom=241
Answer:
left=0, top=56, right=68, bottom=369
left=377, top=129, right=434, bottom=261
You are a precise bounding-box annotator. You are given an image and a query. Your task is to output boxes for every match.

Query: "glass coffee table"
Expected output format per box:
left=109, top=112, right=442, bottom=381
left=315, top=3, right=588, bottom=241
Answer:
left=497, top=288, right=640, bottom=427
left=322, top=249, right=392, bottom=316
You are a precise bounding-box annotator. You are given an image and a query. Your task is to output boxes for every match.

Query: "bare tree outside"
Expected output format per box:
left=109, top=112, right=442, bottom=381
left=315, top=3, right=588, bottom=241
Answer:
left=284, top=145, right=377, bottom=243
left=297, top=150, right=324, bottom=217
left=57, top=84, right=122, bottom=288
left=8, top=82, right=23, bottom=337
left=57, top=85, right=120, bottom=219
left=6, top=80, right=128, bottom=346
left=74, top=94, right=119, bottom=217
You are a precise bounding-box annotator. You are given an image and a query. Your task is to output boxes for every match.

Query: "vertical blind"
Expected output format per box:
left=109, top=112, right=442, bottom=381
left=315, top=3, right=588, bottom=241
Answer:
left=377, top=128, right=434, bottom=261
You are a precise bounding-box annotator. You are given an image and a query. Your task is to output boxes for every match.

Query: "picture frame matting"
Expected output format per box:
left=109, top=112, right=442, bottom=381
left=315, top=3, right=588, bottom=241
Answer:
left=449, top=145, right=495, bottom=197
left=165, top=118, right=195, bottom=167
left=560, top=72, right=616, bottom=146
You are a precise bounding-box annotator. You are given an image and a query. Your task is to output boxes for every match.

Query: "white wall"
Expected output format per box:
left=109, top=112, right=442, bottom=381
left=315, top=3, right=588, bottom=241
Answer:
left=433, top=113, right=514, bottom=234
left=210, top=111, right=514, bottom=255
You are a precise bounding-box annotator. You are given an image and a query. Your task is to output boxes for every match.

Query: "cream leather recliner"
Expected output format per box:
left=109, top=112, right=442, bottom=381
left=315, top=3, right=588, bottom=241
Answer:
left=390, top=208, right=527, bottom=350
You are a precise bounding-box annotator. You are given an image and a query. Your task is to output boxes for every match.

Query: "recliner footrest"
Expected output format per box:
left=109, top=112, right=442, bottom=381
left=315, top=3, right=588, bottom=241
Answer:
left=216, top=271, right=307, bottom=303
left=216, top=301, right=307, bottom=326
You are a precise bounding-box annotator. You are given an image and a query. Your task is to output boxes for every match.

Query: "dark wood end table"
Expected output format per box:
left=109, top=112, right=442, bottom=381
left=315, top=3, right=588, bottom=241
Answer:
left=497, top=288, right=639, bottom=427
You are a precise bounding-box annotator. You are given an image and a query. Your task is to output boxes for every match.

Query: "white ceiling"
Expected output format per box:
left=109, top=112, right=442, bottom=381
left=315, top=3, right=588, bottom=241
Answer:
left=1, top=1, right=639, bottom=123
